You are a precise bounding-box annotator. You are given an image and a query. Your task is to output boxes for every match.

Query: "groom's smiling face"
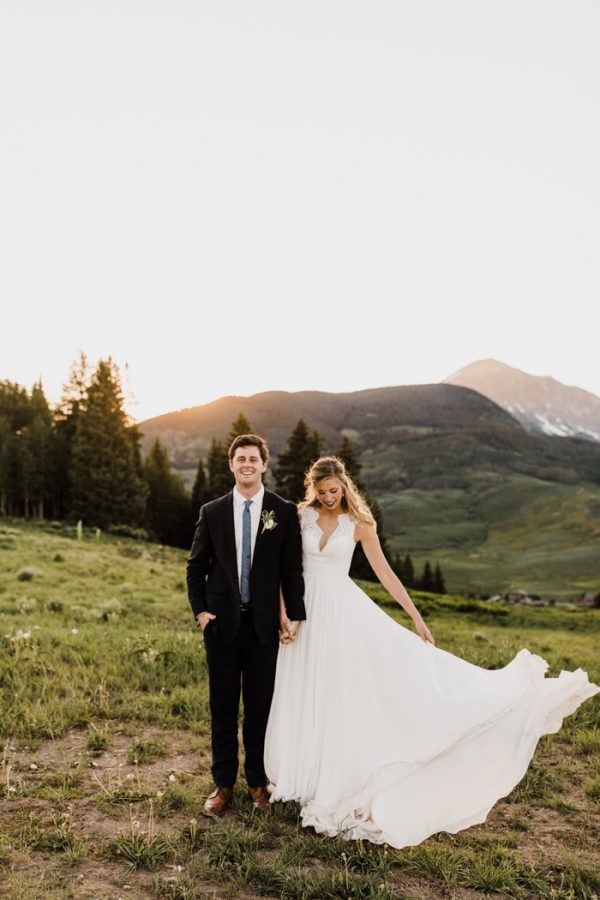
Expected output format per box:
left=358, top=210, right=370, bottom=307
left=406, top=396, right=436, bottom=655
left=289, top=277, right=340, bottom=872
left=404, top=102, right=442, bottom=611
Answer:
left=229, top=445, right=267, bottom=492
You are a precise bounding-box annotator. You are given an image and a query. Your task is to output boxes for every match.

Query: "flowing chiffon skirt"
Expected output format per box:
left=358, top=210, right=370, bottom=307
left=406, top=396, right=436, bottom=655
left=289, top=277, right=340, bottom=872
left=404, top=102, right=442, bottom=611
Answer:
left=265, top=513, right=599, bottom=849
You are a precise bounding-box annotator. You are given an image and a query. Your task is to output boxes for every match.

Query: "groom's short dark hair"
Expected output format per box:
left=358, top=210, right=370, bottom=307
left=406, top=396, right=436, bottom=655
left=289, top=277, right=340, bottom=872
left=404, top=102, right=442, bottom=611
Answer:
left=228, top=433, right=270, bottom=465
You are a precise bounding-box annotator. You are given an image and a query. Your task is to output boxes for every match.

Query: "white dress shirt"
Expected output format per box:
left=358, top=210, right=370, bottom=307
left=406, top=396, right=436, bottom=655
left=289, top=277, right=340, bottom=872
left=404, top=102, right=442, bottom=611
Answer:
left=232, top=484, right=264, bottom=583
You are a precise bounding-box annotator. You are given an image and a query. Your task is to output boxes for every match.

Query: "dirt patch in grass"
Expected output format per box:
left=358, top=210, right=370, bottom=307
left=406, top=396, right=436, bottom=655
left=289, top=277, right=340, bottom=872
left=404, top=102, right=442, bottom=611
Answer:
left=1, top=723, right=600, bottom=899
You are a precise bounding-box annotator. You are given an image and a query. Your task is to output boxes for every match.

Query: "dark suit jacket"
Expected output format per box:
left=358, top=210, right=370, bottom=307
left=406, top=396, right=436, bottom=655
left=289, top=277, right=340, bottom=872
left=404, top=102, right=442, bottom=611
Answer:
left=186, top=489, right=305, bottom=645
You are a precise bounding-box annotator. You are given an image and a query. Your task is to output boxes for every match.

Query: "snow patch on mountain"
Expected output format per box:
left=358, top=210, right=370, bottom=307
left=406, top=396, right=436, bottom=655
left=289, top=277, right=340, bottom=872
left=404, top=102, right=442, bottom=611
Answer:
left=443, top=359, right=600, bottom=444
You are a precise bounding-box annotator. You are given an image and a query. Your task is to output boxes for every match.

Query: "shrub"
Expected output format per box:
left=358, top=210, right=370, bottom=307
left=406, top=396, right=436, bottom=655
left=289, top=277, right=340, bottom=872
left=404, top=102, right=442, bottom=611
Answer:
left=107, top=524, right=149, bottom=541
left=16, top=568, right=42, bottom=582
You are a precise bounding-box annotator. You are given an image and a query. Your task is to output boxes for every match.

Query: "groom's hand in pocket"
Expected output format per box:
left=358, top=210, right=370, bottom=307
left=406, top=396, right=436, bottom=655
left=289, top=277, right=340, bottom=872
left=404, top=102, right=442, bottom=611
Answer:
left=196, top=611, right=216, bottom=632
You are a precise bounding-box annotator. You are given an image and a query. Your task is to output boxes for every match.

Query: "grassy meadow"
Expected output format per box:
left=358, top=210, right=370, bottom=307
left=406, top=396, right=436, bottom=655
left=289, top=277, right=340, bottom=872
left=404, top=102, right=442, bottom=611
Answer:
left=0, top=519, right=599, bottom=899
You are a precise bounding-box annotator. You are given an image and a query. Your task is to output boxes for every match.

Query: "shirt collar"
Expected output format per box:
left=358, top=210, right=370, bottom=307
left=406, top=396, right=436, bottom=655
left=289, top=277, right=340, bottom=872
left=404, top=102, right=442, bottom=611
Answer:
left=233, top=484, right=265, bottom=508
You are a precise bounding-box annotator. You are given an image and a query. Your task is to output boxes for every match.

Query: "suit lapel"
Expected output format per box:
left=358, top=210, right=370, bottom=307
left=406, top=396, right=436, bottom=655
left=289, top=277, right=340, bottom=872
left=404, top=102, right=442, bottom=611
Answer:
left=251, top=489, right=271, bottom=571
left=221, top=492, right=237, bottom=576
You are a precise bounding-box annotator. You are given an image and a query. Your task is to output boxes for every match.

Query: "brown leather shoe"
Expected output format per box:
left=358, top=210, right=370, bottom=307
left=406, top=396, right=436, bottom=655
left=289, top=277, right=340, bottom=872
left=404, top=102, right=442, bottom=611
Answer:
left=248, top=785, right=271, bottom=813
left=203, top=786, right=233, bottom=817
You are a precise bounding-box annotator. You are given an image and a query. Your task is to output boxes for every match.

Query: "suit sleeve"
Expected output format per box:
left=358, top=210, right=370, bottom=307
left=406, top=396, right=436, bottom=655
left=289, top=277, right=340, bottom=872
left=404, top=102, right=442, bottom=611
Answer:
left=280, top=504, right=306, bottom=621
left=186, top=505, right=213, bottom=619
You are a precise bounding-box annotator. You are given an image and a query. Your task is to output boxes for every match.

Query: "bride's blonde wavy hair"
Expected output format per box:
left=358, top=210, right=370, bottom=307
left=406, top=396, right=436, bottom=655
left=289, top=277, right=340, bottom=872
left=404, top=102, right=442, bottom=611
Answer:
left=300, top=456, right=375, bottom=526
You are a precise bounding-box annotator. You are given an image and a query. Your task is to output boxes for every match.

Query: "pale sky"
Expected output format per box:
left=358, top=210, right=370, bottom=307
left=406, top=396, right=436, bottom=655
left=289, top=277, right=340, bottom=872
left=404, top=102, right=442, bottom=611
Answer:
left=2, top=1, right=599, bottom=422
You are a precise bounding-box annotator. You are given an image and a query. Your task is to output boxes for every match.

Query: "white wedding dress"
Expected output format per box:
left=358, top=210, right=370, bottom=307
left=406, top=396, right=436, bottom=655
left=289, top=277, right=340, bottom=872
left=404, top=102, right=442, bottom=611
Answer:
left=264, top=506, right=599, bottom=849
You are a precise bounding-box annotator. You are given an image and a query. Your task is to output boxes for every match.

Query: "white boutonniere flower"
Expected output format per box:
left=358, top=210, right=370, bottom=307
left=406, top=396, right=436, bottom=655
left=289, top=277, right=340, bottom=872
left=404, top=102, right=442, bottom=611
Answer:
left=261, top=509, right=277, bottom=533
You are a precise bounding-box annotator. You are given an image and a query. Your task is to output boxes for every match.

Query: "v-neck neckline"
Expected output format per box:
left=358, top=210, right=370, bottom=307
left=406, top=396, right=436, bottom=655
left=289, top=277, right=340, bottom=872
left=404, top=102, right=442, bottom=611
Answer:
left=314, top=513, right=345, bottom=553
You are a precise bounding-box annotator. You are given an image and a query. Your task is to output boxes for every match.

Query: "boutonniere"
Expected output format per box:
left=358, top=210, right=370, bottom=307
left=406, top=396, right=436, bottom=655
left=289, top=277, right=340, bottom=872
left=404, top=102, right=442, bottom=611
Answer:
left=261, top=509, right=278, bottom=533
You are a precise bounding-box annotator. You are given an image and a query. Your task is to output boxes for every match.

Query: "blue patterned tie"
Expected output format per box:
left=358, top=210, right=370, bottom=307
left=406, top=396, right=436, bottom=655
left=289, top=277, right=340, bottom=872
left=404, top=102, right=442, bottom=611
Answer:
left=241, top=499, right=252, bottom=605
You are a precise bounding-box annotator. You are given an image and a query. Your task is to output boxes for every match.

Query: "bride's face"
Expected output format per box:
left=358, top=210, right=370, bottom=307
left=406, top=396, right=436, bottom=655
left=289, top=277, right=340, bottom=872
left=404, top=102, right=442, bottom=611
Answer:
left=316, top=477, right=344, bottom=512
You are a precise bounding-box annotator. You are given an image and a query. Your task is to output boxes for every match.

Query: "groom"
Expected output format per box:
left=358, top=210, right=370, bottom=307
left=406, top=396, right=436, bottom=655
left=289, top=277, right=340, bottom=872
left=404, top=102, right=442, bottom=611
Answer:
left=186, top=433, right=305, bottom=816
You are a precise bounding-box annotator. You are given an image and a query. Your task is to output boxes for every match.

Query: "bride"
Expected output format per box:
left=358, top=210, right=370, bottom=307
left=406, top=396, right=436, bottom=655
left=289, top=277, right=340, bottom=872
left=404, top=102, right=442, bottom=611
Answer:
left=264, top=456, right=599, bottom=849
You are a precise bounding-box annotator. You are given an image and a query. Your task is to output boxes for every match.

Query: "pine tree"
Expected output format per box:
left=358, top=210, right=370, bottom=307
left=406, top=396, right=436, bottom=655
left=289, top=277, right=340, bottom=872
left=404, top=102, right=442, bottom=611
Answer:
left=390, top=551, right=404, bottom=581
left=0, top=380, right=32, bottom=431
left=206, top=438, right=232, bottom=501
left=228, top=413, right=253, bottom=444
left=433, top=562, right=447, bottom=594
left=0, top=381, right=55, bottom=517
left=191, top=456, right=208, bottom=514
left=70, top=359, right=147, bottom=528
left=419, top=560, right=435, bottom=592
left=143, top=437, right=191, bottom=546
left=0, top=381, right=31, bottom=516
left=274, top=419, right=324, bottom=502
left=22, top=382, right=55, bottom=519
left=54, top=352, right=91, bottom=519
left=403, top=554, right=415, bottom=588
left=335, top=435, right=362, bottom=483
left=349, top=495, right=396, bottom=582
left=0, top=431, right=23, bottom=516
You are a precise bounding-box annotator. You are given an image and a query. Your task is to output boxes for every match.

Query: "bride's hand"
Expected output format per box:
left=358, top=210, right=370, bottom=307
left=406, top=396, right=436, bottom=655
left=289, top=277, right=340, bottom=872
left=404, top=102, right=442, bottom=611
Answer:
left=279, top=612, right=292, bottom=644
left=415, top=618, right=435, bottom=645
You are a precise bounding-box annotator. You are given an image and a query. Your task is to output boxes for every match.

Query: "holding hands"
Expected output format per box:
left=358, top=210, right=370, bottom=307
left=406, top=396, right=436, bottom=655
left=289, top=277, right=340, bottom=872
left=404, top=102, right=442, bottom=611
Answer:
left=279, top=611, right=300, bottom=644
left=279, top=591, right=300, bottom=644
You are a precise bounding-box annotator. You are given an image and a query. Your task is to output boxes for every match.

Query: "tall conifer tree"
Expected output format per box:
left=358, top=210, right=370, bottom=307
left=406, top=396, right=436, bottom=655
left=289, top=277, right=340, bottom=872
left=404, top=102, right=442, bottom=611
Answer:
left=0, top=380, right=31, bottom=431
left=70, top=359, right=147, bottom=527
left=274, top=418, right=324, bottom=502
left=228, top=413, right=253, bottom=443
left=54, top=352, right=91, bottom=518
left=433, top=562, right=447, bottom=594
left=0, top=432, right=23, bottom=516
left=403, top=554, right=415, bottom=588
left=22, top=381, right=55, bottom=518
left=191, top=456, right=208, bottom=514
left=419, top=560, right=435, bottom=592
left=143, top=437, right=190, bottom=546
left=335, top=435, right=362, bottom=483
left=206, top=438, right=232, bottom=501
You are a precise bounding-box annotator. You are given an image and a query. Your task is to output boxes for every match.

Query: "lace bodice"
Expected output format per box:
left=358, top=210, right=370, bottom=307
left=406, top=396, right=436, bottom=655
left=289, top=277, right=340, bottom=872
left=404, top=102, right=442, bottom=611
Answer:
left=299, top=506, right=357, bottom=578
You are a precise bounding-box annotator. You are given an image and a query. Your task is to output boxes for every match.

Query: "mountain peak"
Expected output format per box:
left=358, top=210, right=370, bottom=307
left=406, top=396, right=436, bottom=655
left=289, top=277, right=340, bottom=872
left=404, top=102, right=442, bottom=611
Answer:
left=444, top=360, right=600, bottom=443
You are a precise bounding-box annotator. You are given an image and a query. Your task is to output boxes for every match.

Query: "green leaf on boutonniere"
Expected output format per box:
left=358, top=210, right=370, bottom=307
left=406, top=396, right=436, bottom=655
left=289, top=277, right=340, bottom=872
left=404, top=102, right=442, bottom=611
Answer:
left=261, top=509, right=277, bottom=533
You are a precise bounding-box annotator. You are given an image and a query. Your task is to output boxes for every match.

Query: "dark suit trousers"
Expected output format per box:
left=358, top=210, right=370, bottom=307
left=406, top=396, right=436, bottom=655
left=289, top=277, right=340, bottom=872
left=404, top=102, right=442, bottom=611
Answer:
left=203, top=611, right=279, bottom=788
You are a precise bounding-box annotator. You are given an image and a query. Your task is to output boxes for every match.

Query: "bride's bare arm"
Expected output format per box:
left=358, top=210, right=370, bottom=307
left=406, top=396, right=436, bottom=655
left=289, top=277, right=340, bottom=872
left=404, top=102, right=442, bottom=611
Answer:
left=356, top=522, right=435, bottom=645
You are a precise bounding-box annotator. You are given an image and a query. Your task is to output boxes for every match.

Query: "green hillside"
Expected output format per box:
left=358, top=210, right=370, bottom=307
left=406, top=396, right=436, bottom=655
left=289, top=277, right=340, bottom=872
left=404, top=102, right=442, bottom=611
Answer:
left=140, top=385, right=600, bottom=598
left=362, top=425, right=600, bottom=598
left=379, top=473, right=600, bottom=599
